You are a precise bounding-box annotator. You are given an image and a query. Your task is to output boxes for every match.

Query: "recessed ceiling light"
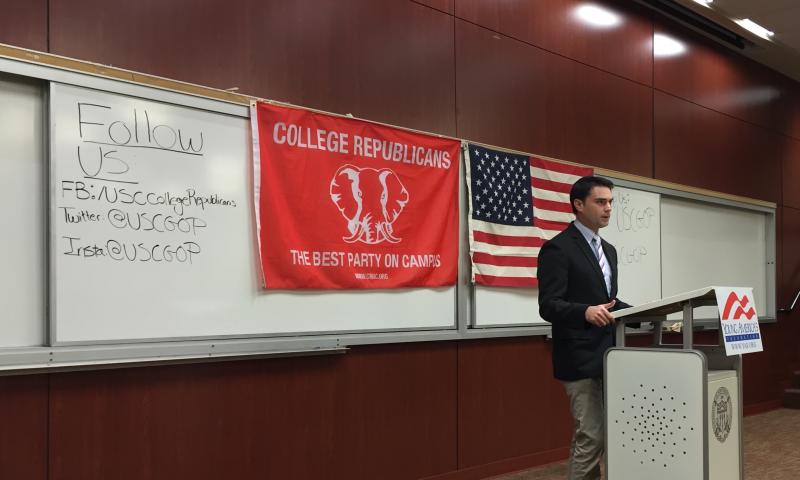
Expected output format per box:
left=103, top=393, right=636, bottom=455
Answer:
left=735, top=18, right=775, bottom=40
left=573, top=4, right=623, bottom=29
left=653, top=33, right=687, bottom=57
left=691, top=0, right=713, bottom=7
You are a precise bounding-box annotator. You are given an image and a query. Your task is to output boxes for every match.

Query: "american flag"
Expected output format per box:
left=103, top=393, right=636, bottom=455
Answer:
left=465, top=143, right=593, bottom=287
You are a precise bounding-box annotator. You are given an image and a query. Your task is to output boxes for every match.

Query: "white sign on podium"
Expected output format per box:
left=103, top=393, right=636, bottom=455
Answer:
left=714, top=286, right=763, bottom=356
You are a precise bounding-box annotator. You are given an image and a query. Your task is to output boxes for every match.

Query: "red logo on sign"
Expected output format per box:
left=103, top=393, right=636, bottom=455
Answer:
left=721, top=292, right=756, bottom=320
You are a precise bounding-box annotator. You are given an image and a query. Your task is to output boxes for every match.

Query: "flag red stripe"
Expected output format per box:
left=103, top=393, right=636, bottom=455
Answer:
left=530, top=157, right=592, bottom=177
left=473, top=252, right=538, bottom=267
left=535, top=198, right=574, bottom=214
left=475, top=274, right=539, bottom=287
left=473, top=231, right=545, bottom=247
left=532, top=177, right=572, bottom=194
left=533, top=219, right=570, bottom=232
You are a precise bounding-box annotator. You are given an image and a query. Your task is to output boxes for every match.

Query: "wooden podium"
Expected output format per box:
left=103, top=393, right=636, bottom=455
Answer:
left=605, top=287, right=744, bottom=480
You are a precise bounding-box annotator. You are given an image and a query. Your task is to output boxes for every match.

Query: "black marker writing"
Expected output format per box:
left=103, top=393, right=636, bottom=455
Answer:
left=77, top=102, right=205, bottom=156
left=63, top=236, right=201, bottom=264
left=107, top=208, right=207, bottom=235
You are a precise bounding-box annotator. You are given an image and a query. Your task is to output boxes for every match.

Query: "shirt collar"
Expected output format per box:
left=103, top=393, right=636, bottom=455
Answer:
left=573, top=219, right=600, bottom=245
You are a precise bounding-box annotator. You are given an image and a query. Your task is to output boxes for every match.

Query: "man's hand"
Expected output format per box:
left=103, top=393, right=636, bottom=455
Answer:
left=585, top=300, right=616, bottom=327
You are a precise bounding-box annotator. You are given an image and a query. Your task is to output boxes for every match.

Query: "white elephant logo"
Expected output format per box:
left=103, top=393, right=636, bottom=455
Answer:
left=329, top=165, right=410, bottom=244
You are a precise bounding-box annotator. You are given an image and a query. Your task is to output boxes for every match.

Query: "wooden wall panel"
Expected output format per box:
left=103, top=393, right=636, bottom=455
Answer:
left=654, top=21, right=798, bottom=139
left=455, top=0, right=653, bottom=85
left=790, top=91, right=800, bottom=140
left=457, top=337, right=572, bottom=469
left=0, top=375, right=48, bottom=480
left=779, top=206, right=800, bottom=371
left=654, top=91, right=781, bottom=202
left=783, top=138, right=800, bottom=209
left=743, top=324, right=793, bottom=406
left=48, top=0, right=456, bottom=136
left=778, top=205, right=784, bottom=295
left=0, top=0, right=47, bottom=52
left=456, top=20, right=652, bottom=176
left=49, top=343, right=458, bottom=480
left=414, top=0, right=454, bottom=14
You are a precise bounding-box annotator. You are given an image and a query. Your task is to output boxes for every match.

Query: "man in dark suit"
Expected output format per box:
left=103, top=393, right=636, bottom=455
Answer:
left=538, top=176, right=630, bottom=480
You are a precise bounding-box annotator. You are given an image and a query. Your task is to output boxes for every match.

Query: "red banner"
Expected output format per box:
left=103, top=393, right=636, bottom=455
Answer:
left=252, top=102, right=460, bottom=289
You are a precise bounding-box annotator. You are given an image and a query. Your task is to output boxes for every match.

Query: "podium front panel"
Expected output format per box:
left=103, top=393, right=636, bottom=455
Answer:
left=606, top=348, right=706, bottom=480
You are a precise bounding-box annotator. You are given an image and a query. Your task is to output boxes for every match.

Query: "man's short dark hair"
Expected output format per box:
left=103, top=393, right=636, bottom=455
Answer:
left=570, top=176, right=614, bottom=213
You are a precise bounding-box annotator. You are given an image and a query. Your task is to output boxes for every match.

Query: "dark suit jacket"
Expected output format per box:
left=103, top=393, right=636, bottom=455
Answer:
left=537, top=222, right=630, bottom=381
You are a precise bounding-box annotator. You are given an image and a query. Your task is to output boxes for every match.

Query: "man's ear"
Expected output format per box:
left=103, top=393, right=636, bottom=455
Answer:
left=573, top=198, right=584, bottom=213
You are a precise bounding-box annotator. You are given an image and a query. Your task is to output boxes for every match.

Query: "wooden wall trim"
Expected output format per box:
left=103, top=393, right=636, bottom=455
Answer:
left=0, top=43, right=249, bottom=104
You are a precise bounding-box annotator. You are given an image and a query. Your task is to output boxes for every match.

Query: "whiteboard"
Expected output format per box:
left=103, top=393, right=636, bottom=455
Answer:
left=602, top=186, right=661, bottom=306
left=473, top=286, right=543, bottom=326
left=662, top=196, right=768, bottom=320
left=0, top=74, right=45, bottom=346
left=50, top=83, right=454, bottom=344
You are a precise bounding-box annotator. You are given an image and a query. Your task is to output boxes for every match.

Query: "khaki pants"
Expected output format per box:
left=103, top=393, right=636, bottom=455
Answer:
left=562, top=378, right=604, bottom=480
